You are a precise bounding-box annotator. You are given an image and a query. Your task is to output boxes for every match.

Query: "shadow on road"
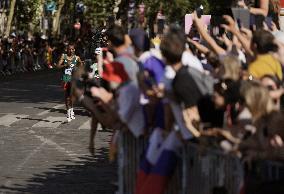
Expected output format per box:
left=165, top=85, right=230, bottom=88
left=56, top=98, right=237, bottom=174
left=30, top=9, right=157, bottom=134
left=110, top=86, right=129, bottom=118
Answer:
left=0, top=70, right=64, bottom=104
left=32, top=106, right=90, bottom=117
left=0, top=148, right=117, bottom=194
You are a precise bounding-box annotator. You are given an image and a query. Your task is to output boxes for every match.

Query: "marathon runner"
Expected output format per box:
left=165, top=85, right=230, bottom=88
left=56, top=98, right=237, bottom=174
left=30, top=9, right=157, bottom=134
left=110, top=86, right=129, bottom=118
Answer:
left=57, top=43, right=83, bottom=122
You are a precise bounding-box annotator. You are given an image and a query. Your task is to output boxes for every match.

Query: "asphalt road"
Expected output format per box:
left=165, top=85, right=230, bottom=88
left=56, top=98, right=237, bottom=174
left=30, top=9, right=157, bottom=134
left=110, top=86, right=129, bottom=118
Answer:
left=0, top=70, right=116, bottom=194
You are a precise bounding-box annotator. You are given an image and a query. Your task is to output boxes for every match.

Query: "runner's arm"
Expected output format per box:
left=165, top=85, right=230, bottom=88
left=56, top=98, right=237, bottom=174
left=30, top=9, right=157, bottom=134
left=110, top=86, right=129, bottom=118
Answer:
left=56, top=54, right=65, bottom=69
left=77, top=56, right=83, bottom=67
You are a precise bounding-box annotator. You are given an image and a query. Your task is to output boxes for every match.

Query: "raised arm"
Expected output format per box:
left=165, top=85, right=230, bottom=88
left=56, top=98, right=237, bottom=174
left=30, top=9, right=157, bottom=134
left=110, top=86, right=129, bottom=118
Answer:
left=238, top=0, right=269, bottom=17
left=222, top=15, right=254, bottom=58
left=187, top=38, right=210, bottom=54
left=192, top=11, right=226, bottom=56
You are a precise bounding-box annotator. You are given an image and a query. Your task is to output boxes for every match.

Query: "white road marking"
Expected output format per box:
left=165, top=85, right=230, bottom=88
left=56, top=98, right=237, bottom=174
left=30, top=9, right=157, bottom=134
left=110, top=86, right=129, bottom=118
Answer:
left=33, top=134, right=81, bottom=161
left=3, top=128, right=82, bottom=187
left=32, top=116, right=66, bottom=128
left=37, top=104, right=65, bottom=116
left=24, top=107, right=34, bottom=109
left=15, top=141, right=47, bottom=171
left=78, top=119, right=91, bottom=130
left=0, top=114, right=28, bottom=127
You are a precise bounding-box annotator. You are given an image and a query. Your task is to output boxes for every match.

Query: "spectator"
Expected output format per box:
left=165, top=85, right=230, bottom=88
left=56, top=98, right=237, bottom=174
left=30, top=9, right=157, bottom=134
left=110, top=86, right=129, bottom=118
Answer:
left=217, top=55, right=242, bottom=81
left=260, top=74, right=284, bottom=110
left=239, top=80, right=284, bottom=161
left=249, top=29, right=282, bottom=80
left=106, top=25, right=139, bottom=85
left=161, top=26, right=202, bottom=137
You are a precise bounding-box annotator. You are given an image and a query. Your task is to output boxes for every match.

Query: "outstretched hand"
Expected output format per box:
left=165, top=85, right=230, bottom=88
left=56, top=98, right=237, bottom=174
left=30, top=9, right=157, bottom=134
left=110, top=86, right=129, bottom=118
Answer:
left=221, top=15, right=237, bottom=34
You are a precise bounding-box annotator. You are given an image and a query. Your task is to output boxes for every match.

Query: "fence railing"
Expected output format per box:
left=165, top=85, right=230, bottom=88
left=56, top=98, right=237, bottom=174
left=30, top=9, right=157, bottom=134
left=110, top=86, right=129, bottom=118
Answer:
left=182, top=143, right=243, bottom=194
left=0, top=53, right=50, bottom=77
left=117, top=131, right=284, bottom=194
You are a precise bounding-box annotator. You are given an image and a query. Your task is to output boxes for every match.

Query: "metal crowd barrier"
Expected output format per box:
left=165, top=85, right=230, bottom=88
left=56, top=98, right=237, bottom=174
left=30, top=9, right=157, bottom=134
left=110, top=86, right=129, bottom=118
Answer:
left=182, top=143, right=243, bottom=194
left=117, top=132, right=284, bottom=194
left=117, top=131, right=182, bottom=194
left=244, top=160, right=284, bottom=194
left=117, top=131, right=147, bottom=194
left=0, top=54, right=47, bottom=77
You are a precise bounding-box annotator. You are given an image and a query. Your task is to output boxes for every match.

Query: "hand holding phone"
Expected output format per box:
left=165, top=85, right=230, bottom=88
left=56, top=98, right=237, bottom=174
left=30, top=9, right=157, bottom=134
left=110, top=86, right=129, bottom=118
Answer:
left=196, top=5, right=204, bottom=19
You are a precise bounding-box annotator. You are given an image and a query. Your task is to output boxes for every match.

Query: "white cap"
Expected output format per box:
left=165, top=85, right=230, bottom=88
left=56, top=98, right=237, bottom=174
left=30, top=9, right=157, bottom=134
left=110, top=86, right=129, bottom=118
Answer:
left=41, top=34, right=48, bottom=40
left=10, top=32, right=16, bottom=37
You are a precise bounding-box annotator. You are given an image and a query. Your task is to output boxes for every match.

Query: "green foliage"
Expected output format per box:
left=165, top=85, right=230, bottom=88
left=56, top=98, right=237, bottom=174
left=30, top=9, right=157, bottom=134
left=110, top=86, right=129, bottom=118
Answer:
left=83, top=0, right=115, bottom=26
left=14, top=0, right=42, bottom=31
left=136, top=0, right=210, bottom=24
left=11, top=0, right=214, bottom=33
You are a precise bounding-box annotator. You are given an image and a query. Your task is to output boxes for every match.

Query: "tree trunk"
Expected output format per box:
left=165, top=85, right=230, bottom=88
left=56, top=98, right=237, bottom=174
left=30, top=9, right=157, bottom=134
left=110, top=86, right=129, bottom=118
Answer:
left=0, top=8, right=6, bottom=35
left=5, top=0, right=16, bottom=37
left=53, top=0, right=65, bottom=36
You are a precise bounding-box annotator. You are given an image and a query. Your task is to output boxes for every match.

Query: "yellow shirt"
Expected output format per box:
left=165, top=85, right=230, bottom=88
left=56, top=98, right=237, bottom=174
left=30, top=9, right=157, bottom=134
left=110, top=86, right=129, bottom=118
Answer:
left=249, top=54, right=283, bottom=80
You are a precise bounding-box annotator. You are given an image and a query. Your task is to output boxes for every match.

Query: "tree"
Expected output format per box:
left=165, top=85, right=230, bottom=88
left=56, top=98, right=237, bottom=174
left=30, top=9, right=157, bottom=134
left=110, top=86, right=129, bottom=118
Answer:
left=5, top=0, right=16, bottom=37
left=13, top=0, right=42, bottom=33
left=52, top=0, right=65, bottom=36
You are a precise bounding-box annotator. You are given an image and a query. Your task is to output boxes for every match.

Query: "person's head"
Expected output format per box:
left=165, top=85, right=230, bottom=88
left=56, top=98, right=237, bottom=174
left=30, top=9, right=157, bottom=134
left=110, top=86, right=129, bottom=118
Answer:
left=260, top=74, right=282, bottom=107
left=213, top=79, right=240, bottom=109
left=251, top=30, right=278, bottom=55
left=106, top=25, right=126, bottom=49
left=218, top=55, right=241, bottom=81
left=129, top=28, right=150, bottom=56
left=240, top=80, right=275, bottom=121
left=206, top=51, right=222, bottom=70
left=260, top=74, right=281, bottom=91
left=160, top=26, right=185, bottom=66
left=67, top=43, right=75, bottom=56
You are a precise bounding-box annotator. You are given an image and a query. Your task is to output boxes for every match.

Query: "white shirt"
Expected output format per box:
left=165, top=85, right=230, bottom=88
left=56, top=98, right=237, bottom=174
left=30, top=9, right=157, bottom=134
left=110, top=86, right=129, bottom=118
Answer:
left=182, top=51, right=204, bottom=73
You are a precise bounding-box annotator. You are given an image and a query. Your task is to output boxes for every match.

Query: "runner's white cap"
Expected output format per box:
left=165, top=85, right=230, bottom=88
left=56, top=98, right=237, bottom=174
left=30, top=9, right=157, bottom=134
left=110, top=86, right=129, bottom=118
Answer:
left=41, top=35, right=48, bottom=40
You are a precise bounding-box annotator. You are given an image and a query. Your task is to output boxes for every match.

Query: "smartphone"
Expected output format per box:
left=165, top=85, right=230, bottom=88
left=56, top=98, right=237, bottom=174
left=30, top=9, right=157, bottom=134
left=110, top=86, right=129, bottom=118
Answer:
left=196, top=5, right=204, bottom=19
left=265, top=17, right=273, bottom=29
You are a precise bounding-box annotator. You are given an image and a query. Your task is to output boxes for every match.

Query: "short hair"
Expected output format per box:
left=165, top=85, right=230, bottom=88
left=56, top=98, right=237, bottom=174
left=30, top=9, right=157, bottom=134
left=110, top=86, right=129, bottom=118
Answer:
left=106, top=25, right=125, bottom=47
left=252, top=30, right=278, bottom=54
left=221, top=55, right=241, bottom=81
left=160, top=26, right=186, bottom=65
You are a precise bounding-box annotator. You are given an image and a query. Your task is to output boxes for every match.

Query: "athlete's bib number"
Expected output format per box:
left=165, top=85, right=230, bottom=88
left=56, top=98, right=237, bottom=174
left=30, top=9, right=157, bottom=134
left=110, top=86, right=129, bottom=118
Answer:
left=64, top=68, right=73, bottom=75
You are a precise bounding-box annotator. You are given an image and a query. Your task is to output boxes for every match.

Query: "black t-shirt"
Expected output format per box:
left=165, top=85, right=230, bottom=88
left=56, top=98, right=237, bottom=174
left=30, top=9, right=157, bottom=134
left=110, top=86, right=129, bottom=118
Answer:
left=173, top=66, right=202, bottom=108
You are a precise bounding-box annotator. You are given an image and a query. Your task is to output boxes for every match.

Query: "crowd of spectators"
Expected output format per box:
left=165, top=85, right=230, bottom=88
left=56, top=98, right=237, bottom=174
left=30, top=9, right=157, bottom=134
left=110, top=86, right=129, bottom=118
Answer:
left=72, top=1, right=284, bottom=193
left=0, top=31, right=94, bottom=77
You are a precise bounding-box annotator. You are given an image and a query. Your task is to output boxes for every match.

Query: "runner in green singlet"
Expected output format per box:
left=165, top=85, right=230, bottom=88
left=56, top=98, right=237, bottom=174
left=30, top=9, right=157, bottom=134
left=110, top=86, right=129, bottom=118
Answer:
left=57, top=43, right=83, bottom=122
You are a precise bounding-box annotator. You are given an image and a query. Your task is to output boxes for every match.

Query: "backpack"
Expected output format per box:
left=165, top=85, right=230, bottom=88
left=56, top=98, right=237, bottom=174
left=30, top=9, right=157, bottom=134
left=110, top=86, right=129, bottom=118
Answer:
left=187, top=66, right=214, bottom=96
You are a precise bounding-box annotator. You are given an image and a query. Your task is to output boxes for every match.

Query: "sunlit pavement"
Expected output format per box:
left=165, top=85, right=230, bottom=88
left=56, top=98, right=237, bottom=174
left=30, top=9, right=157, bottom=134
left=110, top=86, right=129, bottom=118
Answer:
left=0, top=70, right=116, bottom=194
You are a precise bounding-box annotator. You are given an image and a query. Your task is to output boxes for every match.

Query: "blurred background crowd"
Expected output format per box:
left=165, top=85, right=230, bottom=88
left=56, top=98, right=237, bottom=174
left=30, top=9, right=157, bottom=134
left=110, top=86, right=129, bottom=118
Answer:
left=1, top=0, right=284, bottom=193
